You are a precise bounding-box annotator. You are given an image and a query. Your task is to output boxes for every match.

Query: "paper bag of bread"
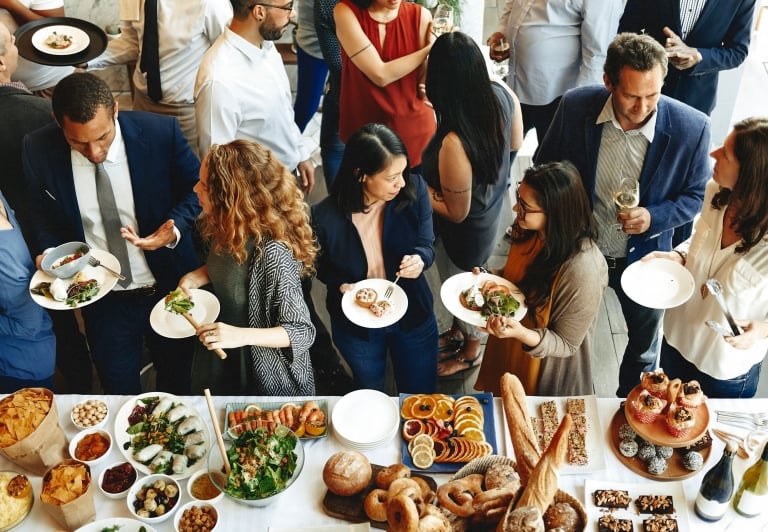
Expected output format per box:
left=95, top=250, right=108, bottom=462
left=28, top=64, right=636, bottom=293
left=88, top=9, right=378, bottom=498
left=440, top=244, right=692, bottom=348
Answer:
left=500, top=373, right=541, bottom=485
left=40, top=459, right=95, bottom=529
left=0, top=388, right=68, bottom=475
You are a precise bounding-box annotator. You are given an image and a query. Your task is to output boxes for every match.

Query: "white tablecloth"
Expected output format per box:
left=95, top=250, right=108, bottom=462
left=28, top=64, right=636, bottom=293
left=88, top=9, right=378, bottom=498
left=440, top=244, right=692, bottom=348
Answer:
left=2, top=395, right=768, bottom=531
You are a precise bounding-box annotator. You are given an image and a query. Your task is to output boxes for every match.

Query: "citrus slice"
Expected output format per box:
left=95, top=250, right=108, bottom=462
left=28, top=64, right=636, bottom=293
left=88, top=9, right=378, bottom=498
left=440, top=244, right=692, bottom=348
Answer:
left=461, top=427, right=486, bottom=442
left=454, top=418, right=482, bottom=435
left=411, top=449, right=434, bottom=469
left=400, top=394, right=421, bottom=419
left=305, top=421, right=326, bottom=436
left=410, top=396, right=438, bottom=419
left=411, top=433, right=434, bottom=449
left=402, top=419, right=424, bottom=441
left=293, top=423, right=306, bottom=438
left=433, top=399, right=455, bottom=422
left=244, top=403, right=262, bottom=413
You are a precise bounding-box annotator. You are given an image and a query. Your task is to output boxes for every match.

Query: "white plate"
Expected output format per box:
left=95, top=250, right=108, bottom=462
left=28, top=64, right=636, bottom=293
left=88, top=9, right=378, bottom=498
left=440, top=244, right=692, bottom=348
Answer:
left=518, top=395, right=606, bottom=474
left=341, top=278, right=408, bottom=328
left=584, top=479, right=690, bottom=530
left=440, top=271, right=527, bottom=327
left=332, top=390, right=399, bottom=446
left=31, top=25, right=90, bottom=55
left=114, top=392, right=210, bottom=480
left=75, top=517, right=157, bottom=532
left=149, top=289, right=221, bottom=338
left=621, top=258, right=695, bottom=309
left=29, top=248, right=120, bottom=310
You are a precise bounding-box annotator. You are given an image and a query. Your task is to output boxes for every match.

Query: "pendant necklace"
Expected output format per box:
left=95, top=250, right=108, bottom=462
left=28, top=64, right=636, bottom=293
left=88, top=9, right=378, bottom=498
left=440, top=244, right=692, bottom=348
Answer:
left=700, top=205, right=739, bottom=299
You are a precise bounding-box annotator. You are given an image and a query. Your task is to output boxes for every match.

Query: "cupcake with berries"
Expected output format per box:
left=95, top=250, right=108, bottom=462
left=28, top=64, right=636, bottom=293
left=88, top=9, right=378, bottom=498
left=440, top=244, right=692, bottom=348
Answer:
left=631, top=389, right=668, bottom=424
left=678, top=380, right=707, bottom=408
left=640, top=368, right=670, bottom=398
left=666, top=403, right=696, bottom=438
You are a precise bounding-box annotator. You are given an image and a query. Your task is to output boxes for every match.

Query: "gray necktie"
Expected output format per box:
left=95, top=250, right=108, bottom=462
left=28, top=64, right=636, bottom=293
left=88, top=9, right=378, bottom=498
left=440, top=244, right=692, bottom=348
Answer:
left=95, top=163, right=133, bottom=287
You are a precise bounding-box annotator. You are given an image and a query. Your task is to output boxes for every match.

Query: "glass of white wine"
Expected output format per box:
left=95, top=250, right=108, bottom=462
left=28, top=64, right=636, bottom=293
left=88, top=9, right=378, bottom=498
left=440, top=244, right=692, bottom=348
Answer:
left=612, top=177, right=639, bottom=230
left=432, top=4, right=454, bottom=37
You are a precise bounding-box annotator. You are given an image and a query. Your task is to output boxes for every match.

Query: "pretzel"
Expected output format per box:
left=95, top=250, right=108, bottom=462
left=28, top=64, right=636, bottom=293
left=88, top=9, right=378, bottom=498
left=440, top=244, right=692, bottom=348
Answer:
left=436, top=474, right=484, bottom=517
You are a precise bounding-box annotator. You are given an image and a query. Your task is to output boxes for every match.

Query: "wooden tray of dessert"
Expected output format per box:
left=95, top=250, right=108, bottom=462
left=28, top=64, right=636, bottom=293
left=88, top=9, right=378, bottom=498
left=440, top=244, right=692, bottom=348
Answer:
left=322, top=464, right=437, bottom=529
left=624, top=384, right=710, bottom=447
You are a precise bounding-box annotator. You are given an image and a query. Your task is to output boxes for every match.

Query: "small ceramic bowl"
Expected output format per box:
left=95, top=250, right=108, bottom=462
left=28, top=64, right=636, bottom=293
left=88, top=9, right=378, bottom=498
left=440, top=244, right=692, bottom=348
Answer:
left=69, top=428, right=112, bottom=465
left=98, top=461, right=138, bottom=499
left=173, top=500, right=219, bottom=532
left=41, top=241, right=91, bottom=279
left=127, top=474, right=181, bottom=524
left=186, top=468, right=224, bottom=504
left=71, top=398, right=109, bottom=429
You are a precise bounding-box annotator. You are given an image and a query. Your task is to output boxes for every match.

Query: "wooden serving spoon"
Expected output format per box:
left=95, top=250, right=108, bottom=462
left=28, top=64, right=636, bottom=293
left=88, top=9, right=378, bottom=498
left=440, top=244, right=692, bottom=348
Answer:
left=182, top=313, right=227, bottom=360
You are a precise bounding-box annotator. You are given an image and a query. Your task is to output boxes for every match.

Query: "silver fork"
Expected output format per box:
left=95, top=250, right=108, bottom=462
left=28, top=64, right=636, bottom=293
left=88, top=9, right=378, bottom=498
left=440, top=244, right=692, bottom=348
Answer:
left=88, top=256, right=125, bottom=281
left=716, top=411, right=768, bottom=429
left=383, top=275, right=401, bottom=300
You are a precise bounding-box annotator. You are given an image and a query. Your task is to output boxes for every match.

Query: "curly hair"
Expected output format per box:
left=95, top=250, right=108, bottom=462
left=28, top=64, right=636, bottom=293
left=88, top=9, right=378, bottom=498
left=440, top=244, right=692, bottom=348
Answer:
left=604, top=33, right=668, bottom=88
left=52, top=73, right=115, bottom=124
left=710, top=116, right=768, bottom=254
left=510, top=161, right=598, bottom=311
left=198, top=140, right=317, bottom=276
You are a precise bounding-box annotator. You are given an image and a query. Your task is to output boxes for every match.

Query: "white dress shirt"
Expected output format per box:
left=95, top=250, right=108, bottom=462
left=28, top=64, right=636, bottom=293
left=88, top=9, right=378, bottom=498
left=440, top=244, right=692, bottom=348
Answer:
left=194, top=28, right=311, bottom=167
left=88, top=0, right=232, bottom=105
left=495, top=0, right=623, bottom=105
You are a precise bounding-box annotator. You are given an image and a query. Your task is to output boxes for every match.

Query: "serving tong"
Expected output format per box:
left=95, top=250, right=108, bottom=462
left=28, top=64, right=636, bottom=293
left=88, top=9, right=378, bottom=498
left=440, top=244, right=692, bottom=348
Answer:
left=704, top=278, right=741, bottom=336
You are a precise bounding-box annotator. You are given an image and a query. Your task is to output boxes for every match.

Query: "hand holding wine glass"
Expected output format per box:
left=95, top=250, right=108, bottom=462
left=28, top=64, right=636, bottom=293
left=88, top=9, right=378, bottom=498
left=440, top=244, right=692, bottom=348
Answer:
left=613, top=177, right=640, bottom=231
left=432, top=4, right=454, bottom=37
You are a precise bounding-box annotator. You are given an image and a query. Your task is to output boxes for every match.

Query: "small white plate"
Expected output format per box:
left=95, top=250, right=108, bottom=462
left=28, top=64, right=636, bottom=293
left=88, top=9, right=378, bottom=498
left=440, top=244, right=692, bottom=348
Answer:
left=332, top=390, right=399, bottom=446
left=75, top=517, right=157, bottom=532
left=440, top=271, right=527, bottom=327
left=341, top=278, right=408, bottom=328
left=31, top=25, right=89, bottom=55
left=584, top=479, right=690, bottom=530
left=149, top=289, right=221, bottom=338
left=29, top=248, right=120, bottom=310
left=621, top=258, right=695, bottom=309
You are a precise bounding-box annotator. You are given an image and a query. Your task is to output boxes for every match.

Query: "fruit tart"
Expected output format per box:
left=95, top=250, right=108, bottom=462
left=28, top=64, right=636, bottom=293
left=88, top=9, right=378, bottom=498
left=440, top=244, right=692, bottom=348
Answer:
left=678, top=380, right=706, bottom=408
left=665, top=403, right=696, bottom=438
left=640, top=368, right=670, bottom=398
left=631, top=389, right=667, bottom=424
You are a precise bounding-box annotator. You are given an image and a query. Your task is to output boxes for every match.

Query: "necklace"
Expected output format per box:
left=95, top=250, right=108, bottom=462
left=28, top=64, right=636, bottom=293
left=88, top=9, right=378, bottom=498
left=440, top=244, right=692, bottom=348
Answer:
left=700, top=205, right=740, bottom=299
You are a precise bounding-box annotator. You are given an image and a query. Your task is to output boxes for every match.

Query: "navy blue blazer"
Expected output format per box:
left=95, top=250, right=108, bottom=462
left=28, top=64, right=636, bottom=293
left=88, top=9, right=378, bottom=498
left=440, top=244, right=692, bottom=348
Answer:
left=619, top=0, right=755, bottom=115
left=311, top=175, right=435, bottom=336
left=536, top=85, right=711, bottom=264
left=22, top=111, right=202, bottom=291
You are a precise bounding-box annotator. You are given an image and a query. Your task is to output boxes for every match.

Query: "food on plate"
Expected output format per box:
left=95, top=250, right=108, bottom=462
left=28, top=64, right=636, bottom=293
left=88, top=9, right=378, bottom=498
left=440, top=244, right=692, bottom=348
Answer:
left=74, top=431, right=110, bottom=461
left=459, top=279, right=520, bottom=317
left=0, top=387, right=51, bottom=447
left=682, top=451, right=704, bottom=471
left=32, top=274, right=101, bottom=308
left=635, top=494, right=675, bottom=514
left=123, top=395, right=207, bottom=475
left=543, top=501, right=581, bottom=532
left=593, top=489, right=630, bottom=509
left=131, top=477, right=180, bottom=518
left=387, top=491, right=422, bottom=532
left=680, top=431, right=712, bottom=452
left=364, top=488, right=389, bottom=521
left=640, top=368, right=670, bottom=398
left=664, top=403, right=695, bottom=438
left=642, top=514, right=678, bottom=532
left=637, top=441, right=657, bottom=462
left=0, top=472, right=33, bottom=529
left=226, top=400, right=326, bottom=438
left=177, top=504, right=217, bottom=532
left=375, top=463, right=411, bottom=490
left=619, top=439, right=638, bottom=457
left=630, top=389, right=667, bottom=424
left=71, top=399, right=108, bottom=428
left=323, top=450, right=371, bottom=496
left=354, top=287, right=377, bottom=308
left=52, top=246, right=88, bottom=268
left=101, top=462, right=137, bottom=494
left=45, top=31, right=73, bottom=49
left=678, top=379, right=706, bottom=408
left=369, top=299, right=392, bottom=318
left=41, top=461, right=89, bottom=505
left=656, top=446, right=673, bottom=460
left=164, top=287, right=194, bottom=315
left=647, top=456, right=668, bottom=476
left=598, top=514, right=632, bottom=532
left=618, top=422, right=637, bottom=442
left=224, top=427, right=300, bottom=499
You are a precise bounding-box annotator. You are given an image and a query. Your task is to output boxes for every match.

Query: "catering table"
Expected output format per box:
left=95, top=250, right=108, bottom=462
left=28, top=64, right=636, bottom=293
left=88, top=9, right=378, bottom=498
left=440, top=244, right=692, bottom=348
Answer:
left=2, top=395, right=768, bottom=531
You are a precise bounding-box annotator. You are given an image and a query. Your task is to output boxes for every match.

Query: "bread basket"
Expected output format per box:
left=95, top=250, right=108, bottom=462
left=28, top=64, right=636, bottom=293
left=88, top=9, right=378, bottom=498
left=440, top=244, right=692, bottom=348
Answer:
left=450, top=455, right=587, bottom=531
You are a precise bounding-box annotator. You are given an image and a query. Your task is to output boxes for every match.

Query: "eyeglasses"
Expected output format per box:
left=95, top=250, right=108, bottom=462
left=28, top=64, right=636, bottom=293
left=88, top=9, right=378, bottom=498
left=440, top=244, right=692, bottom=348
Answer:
left=515, top=184, right=545, bottom=221
left=250, top=1, right=294, bottom=11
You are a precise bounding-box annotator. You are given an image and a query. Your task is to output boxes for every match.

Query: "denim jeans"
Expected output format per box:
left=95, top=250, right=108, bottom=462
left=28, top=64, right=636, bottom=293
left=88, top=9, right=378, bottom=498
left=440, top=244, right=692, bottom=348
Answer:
left=319, top=74, right=345, bottom=190
left=661, top=338, right=761, bottom=398
left=331, top=316, right=438, bottom=394
left=609, top=263, right=664, bottom=397
left=294, top=46, right=329, bottom=133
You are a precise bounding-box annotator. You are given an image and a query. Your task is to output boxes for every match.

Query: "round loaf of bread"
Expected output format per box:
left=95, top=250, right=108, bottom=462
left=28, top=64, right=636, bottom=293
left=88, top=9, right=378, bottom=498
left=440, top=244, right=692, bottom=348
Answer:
left=323, top=450, right=372, bottom=496
left=542, top=502, right=581, bottom=532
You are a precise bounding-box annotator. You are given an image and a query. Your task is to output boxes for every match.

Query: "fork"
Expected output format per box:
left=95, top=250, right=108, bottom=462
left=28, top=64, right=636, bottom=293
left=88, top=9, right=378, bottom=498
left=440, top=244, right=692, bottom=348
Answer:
left=88, top=256, right=125, bottom=281
left=716, top=410, right=768, bottom=429
left=383, top=275, right=401, bottom=300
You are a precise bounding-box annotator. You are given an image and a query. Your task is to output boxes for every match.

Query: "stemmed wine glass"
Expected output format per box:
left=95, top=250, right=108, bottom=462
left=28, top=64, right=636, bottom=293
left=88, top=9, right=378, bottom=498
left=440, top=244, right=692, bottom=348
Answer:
left=432, top=4, right=454, bottom=37
left=612, top=177, right=640, bottom=230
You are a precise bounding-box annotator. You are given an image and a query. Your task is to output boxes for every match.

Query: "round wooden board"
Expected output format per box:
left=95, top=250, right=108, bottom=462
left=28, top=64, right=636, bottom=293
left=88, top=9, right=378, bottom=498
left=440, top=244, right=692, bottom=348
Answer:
left=609, top=406, right=711, bottom=481
left=624, top=385, right=709, bottom=447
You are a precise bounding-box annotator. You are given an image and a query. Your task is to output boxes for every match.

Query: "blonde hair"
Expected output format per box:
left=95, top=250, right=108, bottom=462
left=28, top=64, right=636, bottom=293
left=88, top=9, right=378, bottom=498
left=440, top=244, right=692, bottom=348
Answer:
left=199, top=140, right=316, bottom=275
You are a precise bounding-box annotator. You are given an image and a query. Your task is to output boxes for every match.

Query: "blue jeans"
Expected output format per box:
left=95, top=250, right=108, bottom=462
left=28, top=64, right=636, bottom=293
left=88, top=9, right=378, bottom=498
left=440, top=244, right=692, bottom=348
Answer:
left=319, top=74, right=345, bottom=189
left=293, top=46, right=329, bottom=133
left=331, top=316, right=438, bottom=394
left=661, top=338, right=761, bottom=398
left=609, top=263, right=664, bottom=397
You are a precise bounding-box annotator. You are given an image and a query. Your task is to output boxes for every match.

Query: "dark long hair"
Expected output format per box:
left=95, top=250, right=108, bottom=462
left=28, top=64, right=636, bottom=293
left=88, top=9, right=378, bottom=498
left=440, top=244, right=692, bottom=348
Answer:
left=711, top=116, right=768, bottom=254
left=425, top=32, right=506, bottom=185
left=331, top=123, right=416, bottom=213
left=511, top=161, right=598, bottom=310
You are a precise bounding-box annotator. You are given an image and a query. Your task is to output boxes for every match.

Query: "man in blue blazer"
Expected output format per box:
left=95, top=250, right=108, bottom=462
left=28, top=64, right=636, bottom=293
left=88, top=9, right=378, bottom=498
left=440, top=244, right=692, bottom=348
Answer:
left=536, top=33, right=711, bottom=397
left=23, top=73, right=202, bottom=395
left=619, top=0, right=756, bottom=116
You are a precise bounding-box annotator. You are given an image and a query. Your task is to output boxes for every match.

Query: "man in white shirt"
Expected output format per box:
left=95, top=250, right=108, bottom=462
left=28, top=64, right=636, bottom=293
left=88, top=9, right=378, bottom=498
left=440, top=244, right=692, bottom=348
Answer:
left=87, top=0, right=232, bottom=157
left=195, top=0, right=315, bottom=193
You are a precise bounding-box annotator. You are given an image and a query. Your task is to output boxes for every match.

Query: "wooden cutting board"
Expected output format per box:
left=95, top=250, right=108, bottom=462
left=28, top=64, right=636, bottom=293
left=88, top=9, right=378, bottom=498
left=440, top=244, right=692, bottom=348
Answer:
left=322, top=464, right=437, bottom=529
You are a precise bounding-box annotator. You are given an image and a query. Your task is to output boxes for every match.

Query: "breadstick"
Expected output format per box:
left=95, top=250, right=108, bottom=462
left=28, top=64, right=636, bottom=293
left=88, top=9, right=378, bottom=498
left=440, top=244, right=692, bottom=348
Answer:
left=500, top=373, right=541, bottom=485
left=514, top=413, right=573, bottom=514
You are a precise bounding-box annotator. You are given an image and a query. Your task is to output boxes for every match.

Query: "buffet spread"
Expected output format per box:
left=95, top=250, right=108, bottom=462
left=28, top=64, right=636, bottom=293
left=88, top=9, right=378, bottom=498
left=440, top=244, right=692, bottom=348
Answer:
left=0, top=385, right=766, bottom=532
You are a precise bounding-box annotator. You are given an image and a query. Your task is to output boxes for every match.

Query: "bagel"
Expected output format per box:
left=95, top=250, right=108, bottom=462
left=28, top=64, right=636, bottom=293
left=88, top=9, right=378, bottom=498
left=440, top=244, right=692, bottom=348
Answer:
left=388, top=493, right=420, bottom=532
left=411, top=475, right=436, bottom=505
left=388, top=477, right=422, bottom=498
left=355, top=288, right=378, bottom=308
left=418, top=504, right=451, bottom=532
left=376, top=463, right=411, bottom=490
left=364, top=488, right=389, bottom=522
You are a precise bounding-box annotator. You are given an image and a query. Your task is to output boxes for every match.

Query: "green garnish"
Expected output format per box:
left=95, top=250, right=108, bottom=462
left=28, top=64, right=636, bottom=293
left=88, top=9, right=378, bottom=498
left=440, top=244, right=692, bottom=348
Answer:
left=482, top=291, right=520, bottom=318
left=65, top=279, right=100, bottom=307
left=164, top=287, right=194, bottom=314
left=225, top=427, right=299, bottom=499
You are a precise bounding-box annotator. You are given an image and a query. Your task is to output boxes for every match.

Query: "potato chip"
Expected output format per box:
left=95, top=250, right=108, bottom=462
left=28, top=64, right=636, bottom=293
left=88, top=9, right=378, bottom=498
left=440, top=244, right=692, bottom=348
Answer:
left=41, top=463, right=89, bottom=505
left=0, top=389, right=52, bottom=447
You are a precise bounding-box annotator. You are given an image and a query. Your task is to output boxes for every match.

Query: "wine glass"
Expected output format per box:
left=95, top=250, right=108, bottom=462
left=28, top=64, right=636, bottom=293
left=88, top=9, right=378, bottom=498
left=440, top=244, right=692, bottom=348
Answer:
left=612, top=177, right=640, bottom=230
left=432, top=4, right=454, bottom=37
left=491, top=37, right=510, bottom=78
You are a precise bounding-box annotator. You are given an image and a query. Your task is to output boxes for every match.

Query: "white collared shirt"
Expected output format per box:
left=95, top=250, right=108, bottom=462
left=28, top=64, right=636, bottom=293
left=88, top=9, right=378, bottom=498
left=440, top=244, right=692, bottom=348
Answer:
left=70, top=121, right=156, bottom=289
left=194, top=28, right=311, bottom=167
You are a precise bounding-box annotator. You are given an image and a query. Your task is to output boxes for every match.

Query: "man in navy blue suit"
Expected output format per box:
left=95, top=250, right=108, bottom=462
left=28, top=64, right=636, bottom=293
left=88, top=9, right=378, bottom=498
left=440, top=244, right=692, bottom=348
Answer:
left=23, top=73, right=202, bottom=394
left=536, top=33, right=711, bottom=397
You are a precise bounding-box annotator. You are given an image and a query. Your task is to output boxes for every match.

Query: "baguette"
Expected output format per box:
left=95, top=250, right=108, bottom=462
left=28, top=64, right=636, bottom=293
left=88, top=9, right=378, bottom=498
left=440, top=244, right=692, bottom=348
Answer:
left=514, top=414, right=573, bottom=514
left=500, top=373, right=541, bottom=485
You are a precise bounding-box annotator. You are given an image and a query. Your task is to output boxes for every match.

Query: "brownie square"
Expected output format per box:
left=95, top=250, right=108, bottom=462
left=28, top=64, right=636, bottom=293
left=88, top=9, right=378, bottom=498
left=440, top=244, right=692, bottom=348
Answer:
left=593, top=489, right=631, bottom=509
left=643, top=514, right=679, bottom=532
left=597, top=514, right=632, bottom=532
left=635, top=495, right=675, bottom=514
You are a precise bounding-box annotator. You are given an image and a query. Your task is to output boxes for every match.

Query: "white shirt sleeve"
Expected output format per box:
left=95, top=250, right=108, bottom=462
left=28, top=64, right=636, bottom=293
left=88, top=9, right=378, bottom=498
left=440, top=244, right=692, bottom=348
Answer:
left=576, top=0, right=623, bottom=87
left=195, top=79, right=241, bottom=157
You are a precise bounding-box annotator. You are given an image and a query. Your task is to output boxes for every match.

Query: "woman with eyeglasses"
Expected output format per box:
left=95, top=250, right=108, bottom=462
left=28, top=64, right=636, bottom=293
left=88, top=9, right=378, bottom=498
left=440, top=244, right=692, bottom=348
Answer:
left=421, top=31, right=524, bottom=377
left=474, top=162, right=608, bottom=396
left=334, top=0, right=435, bottom=169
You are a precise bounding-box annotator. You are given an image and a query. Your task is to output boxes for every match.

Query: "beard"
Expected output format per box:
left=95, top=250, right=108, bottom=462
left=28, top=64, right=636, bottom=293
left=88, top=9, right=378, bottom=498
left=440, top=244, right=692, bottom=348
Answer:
left=259, top=15, right=288, bottom=41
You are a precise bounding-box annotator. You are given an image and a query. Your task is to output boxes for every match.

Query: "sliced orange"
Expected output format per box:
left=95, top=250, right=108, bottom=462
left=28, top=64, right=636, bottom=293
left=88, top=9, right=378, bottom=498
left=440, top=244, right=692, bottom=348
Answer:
left=433, top=398, right=455, bottom=422
left=400, top=394, right=422, bottom=419
left=410, top=396, right=438, bottom=420
left=305, top=421, right=326, bottom=436
left=460, top=427, right=486, bottom=442
left=293, top=423, right=306, bottom=438
left=453, top=418, right=483, bottom=435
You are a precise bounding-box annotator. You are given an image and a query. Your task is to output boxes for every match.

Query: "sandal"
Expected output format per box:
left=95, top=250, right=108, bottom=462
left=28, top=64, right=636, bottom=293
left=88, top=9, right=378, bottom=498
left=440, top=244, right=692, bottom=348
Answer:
left=437, top=353, right=482, bottom=377
left=438, top=329, right=464, bottom=352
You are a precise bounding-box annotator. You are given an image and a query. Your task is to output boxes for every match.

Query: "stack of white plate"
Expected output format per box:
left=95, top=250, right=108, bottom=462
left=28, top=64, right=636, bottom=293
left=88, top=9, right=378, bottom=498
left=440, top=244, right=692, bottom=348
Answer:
left=332, top=389, right=400, bottom=451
